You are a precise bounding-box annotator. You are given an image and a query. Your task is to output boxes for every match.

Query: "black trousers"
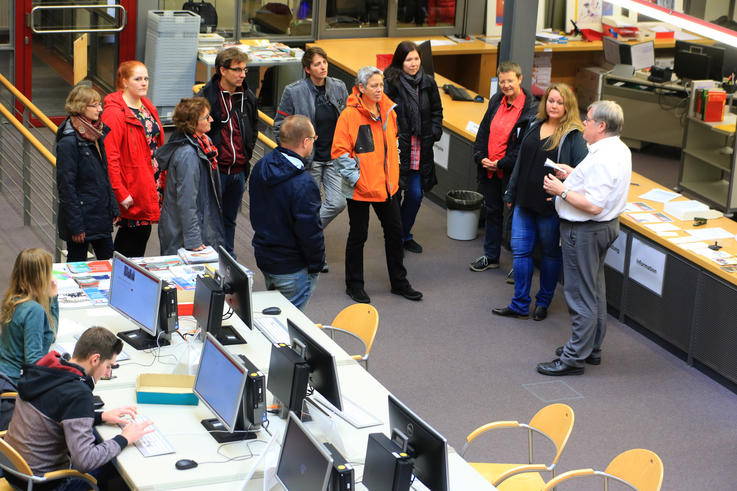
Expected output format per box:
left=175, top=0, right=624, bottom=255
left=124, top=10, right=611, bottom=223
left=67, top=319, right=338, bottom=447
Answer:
left=66, top=236, right=114, bottom=262
left=114, top=225, right=152, bottom=258
left=345, top=197, right=410, bottom=291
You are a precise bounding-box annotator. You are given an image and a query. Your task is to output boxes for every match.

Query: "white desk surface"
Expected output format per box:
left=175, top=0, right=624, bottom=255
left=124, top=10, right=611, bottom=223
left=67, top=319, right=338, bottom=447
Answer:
left=63, top=290, right=494, bottom=490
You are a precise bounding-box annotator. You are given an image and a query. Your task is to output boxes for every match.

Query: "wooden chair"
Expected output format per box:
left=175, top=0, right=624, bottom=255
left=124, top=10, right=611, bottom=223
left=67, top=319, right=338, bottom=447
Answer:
left=0, top=431, right=99, bottom=490
left=316, top=304, right=379, bottom=371
left=460, top=404, right=575, bottom=488
left=536, top=448, right=664, bottom=491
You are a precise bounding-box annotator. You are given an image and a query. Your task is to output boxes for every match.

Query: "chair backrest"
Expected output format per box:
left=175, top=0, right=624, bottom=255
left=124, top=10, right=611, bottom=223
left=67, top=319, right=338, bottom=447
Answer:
left=605, top=448, right=664, bottom=491
left=331, top=304, right=379, bottom=355
left=528, top=403, right=575, bottom=466
left=0, top=436, right=33, bottom=479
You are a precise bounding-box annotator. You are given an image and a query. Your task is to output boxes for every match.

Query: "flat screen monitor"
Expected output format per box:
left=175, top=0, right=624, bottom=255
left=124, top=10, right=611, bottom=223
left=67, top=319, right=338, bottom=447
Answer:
left=630, top=41, right=654, bottom=71
left=418, top=40, right=434, bottom=77
left=217, top=245, right=254, bottom=330
left=602, top=36, right=624, bottom=66
left=109, top=252, right=166, bottom=350
left=388, top=393, right=450, bottom=491
left=193, top=333, right=256, bottom=442
left=602, top=37, right=654, bottom=72
left=267, top=343, right=309, bottom=415
left=286, top=319, right=343, bottom=411
left=674, top=40, right=725, bottom=81
left=276, top=412, right=333, bottom=491
left=192, top=274, right=246, bottom=346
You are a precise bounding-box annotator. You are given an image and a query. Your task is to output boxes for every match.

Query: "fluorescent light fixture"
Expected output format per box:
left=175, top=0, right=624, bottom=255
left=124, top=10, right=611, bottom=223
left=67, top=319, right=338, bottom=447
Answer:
left=606, top=0, right=737, bottom=47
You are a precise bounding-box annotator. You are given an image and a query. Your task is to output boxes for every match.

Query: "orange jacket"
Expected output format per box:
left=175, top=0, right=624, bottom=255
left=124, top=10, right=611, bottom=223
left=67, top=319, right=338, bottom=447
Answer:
left=332, top=87, right=400, bottom=202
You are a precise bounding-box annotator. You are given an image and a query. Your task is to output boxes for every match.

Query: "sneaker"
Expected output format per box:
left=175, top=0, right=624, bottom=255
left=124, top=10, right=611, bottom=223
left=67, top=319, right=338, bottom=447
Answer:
left=403, top=239, right=423, bottom=253
left=469, top=256, right=499, bottom=272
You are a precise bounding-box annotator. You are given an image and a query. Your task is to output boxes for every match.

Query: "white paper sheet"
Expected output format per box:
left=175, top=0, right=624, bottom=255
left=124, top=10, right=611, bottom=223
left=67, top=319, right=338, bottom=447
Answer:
left=638, top=189, right=682, bottom=203
left=686, top=228, right=733, bottom=240
left=644, top=223, right=680, bottom=233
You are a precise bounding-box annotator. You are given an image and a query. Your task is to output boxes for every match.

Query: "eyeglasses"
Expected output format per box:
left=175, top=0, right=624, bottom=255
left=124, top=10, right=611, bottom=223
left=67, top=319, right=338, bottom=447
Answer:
left=306, top=135, right=318, bottom=141
left=583, top=116, right=600, bottom=125
left=199, top=114, right=211, bottom=121
left=87, top=102, right=103, bottom=109
left=227, top=67, right=248, bottom=74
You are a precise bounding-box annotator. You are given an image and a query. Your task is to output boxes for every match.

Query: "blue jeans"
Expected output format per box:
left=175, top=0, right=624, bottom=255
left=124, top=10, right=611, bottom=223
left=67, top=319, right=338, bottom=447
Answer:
left=262, top=268, right=319, bottom=311
left=479, top=176, right=504, bottom=261
left=509, top=207, right=562, bottom=314
left=219, top=171, right=246, bottom=256
left=399, top=171, right=423, bottom=242
left=309, top=160, right=346, bottom=228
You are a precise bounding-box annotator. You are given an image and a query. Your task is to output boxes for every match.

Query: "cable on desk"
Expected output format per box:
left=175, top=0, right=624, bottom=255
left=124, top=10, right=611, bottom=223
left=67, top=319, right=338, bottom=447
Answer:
left=195, top=439, right=271, bottom=466
left=222, top=306, right=234, bottom=321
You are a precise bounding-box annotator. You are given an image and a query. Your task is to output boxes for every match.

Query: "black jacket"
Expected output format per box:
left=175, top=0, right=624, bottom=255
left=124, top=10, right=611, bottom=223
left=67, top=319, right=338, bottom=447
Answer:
left=472, top=86, right=538, bottom=182
left=55, top=118, right=119, bottom=242
left=197, top=73, right=259, bottom=176
left=384, top=72, right=443, bottom=191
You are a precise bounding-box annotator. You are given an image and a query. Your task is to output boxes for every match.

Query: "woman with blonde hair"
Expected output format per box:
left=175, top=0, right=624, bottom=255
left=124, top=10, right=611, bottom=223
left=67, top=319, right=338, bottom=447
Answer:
left=56, top=84, right=119, bottom=262
left=493, top=83, right=587, bottom=321
left=0, top=248, right=59, bottom=383
left=102, top=60, right=164, bottom=258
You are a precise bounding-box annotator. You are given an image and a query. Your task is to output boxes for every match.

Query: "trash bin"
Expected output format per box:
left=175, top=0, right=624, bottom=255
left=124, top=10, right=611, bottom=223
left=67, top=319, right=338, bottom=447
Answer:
left=446, top=190, right=484, bottom=240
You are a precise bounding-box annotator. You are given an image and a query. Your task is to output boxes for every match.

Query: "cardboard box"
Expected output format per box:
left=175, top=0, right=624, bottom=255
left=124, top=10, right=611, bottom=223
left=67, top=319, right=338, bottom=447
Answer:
left=575, top=66, right=606, bottom=109
left=136, top=374, right=198, bottom=405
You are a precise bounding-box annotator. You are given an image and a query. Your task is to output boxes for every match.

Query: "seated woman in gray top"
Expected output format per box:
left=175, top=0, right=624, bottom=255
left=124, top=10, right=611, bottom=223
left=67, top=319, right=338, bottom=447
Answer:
left=156, top=97, right=225, bottom=255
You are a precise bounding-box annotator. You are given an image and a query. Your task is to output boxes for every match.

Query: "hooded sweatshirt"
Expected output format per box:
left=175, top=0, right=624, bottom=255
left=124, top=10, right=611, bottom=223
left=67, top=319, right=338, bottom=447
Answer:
left=249, top=146, right=325, bottom=275
left=4, top=352, right=127, bottom=475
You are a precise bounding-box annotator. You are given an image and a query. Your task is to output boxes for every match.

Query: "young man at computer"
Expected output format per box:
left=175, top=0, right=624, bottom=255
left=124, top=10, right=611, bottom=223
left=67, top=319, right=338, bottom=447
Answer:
left=4, top=327, right=152, bottom=484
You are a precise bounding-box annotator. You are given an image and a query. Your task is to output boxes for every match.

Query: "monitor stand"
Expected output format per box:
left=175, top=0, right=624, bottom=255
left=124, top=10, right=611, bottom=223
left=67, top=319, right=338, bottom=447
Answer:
left=200, top=418, right=257, bottom=443
left=117, top=329, right=170, bottom=351
left=213, top=324, right=247, bottom=346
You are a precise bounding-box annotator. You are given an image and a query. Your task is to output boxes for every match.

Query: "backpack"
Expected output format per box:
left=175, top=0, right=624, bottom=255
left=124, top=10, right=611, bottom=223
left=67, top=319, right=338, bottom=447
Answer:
left=182, top=1, right=218, bottom=33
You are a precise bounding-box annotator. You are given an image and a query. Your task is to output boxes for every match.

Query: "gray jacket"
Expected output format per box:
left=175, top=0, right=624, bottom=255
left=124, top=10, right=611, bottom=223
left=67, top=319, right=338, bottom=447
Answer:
left=273, top=76, right=348, bottom=153
left=155, top=132, right=225, bottom=255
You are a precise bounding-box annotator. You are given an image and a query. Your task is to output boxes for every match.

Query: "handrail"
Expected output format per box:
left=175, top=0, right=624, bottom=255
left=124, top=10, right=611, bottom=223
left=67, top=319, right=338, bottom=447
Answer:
left=258, top=110, right=274, bottom=127
left=0, top=103, right=56, bottom=166
left=0, top=73, right=58, bottom=133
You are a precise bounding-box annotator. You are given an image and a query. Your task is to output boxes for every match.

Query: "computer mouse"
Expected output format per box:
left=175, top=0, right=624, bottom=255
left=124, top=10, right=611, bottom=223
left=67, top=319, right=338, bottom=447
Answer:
left=175, top=459, right=198, bottom=470
left=474, top=95, right=484, bottom=103
left=262, top=306, right=281, bottom=315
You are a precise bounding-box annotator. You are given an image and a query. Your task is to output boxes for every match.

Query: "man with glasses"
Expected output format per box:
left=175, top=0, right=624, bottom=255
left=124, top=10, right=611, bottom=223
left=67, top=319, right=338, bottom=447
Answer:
left=197, top=47, right=258, bottom=256
left=249, top=115, right=325, bottom=310
left=274, top=46, right=348, bottom=272
left=537, top=100, right=631, bottom=375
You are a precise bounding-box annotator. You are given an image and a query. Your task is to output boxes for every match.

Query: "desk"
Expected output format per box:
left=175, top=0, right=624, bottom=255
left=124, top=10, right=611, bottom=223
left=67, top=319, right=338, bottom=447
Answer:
left=60, top=289, right=495, bottom=490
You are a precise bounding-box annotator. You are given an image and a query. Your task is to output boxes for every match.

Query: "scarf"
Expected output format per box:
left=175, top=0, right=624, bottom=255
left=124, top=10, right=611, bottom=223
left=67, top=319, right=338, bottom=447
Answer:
left=194, top=133, right=218, bottom=170
left=399, top=68, right=424, bottom=136
left=70, top=115, right=103, bottom=142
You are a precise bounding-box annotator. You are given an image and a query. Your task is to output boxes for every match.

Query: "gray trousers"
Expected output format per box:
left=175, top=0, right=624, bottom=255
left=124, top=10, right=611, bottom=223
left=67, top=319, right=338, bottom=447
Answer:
left=310, top=160, right=347, bottom=228
left=559, top=219, right=619, bottom=368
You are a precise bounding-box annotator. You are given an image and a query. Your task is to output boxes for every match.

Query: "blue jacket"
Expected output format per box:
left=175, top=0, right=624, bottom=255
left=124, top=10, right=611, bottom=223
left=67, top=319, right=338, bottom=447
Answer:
left=55, top=119, right=119, bottom=241
left=0, top=297, right=59, bottom=384
left=249, top=147, right=325, bottom=274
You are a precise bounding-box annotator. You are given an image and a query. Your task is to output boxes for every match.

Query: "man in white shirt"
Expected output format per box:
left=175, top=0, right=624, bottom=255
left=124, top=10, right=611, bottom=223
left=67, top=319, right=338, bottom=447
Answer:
left=537, top=100, right=632, bottom=375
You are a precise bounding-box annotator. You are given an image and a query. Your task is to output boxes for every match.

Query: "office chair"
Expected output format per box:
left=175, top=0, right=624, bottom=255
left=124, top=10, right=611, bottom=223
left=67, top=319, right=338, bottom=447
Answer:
left=0, top=429, right=100, bottom=490
left=502, top=448, right=663, bottom=491
left=460, top=404, right=575, bottom=488
left=316, top=304, right=379, bottom=371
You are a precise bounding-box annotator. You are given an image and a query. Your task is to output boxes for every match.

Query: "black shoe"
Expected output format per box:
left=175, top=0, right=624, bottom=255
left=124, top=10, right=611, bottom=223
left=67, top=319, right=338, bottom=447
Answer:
left=403, top=239, right=423, bottom=253
left=537, top=359, right=584, bottom=376
left=491, top=306, right=529, bottom=319
left=555, top=346, right=601, bottom=365
left=391, top=286, right=423, bottom=301
left=346, top=287, right=370, bottom=304
left=533, top=305, right=548, bottom=321
left=469, top=255, right=500, bottom=272
left=321, top=263, right=329, bottom=273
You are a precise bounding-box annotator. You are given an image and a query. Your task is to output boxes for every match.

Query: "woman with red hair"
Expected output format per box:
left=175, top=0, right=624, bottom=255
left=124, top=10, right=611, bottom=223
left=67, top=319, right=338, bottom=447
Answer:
left=102, top=61, right=164, bottom=257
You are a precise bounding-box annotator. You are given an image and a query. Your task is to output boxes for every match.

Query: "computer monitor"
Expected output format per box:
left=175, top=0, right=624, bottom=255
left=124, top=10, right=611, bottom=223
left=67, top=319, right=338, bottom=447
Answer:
left=388, top=393, right=450, bottom=491
left=286, top=319, right=343, bottom=411
left=418, top=40, right=434, bottom=77
left=674, top=40, right=725, bottom=81
left=193, top=333, right=258, bottom=443
left=276, top=412, right=334, bottom=491
left=267, top=342, right=310, bottom=416
left=602, top=37, right=654, bottom=72
left=192, top=274, right=246, bottom=346
left=109, top=252, right=168, bottom=350
left=629, top=40, right=655, bottom=71
left=217, top=245, right=254, bottom=330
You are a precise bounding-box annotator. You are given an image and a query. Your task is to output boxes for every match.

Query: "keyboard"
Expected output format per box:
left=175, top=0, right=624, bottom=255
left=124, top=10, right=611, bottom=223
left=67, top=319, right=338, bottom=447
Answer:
left=311, top=392, right=382, bottom=429
left=254, top=317, right=290, bottom=344
left=442, top=84, right=474, bottom=101
left=119, top=414, right=175, bottom=457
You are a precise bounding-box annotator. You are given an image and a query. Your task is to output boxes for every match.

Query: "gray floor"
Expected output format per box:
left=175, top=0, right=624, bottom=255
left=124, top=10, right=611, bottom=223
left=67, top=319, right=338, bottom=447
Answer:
left=2, top=144, right=736, bottom=490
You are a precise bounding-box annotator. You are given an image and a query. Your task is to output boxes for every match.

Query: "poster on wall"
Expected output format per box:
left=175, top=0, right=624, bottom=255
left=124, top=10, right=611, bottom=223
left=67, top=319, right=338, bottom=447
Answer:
left=605, top=230, right=628, bottom=273
left=628, top=237, right=667, bottom=296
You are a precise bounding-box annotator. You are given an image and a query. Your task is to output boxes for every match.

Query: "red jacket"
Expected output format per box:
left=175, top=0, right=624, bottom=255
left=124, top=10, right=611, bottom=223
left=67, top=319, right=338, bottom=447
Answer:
left=101, top=91, right=164, bottom=222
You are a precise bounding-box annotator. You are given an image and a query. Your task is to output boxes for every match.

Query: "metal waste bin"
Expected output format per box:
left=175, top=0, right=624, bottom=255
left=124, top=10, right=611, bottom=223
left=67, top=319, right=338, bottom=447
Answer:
left=446, top=190, right=484, bottom=240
